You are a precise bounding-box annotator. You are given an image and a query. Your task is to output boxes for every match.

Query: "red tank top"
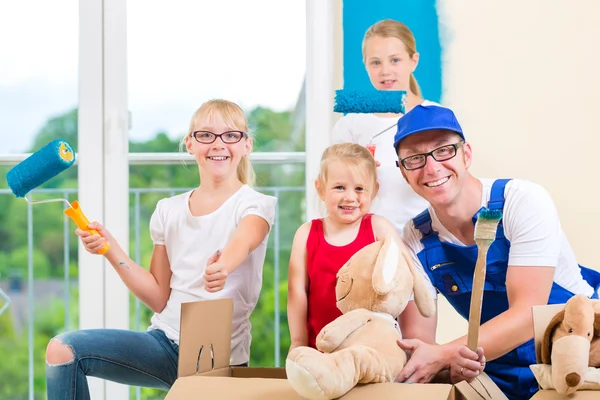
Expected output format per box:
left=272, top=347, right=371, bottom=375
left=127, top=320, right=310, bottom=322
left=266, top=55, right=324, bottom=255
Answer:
left=305, top=214, right=376, bottom=349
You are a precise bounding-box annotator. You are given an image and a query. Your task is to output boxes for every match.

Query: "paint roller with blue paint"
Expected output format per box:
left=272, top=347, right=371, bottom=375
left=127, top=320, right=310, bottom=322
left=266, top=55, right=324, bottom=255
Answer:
left=334, top=89, right=407, bottom=114
left=6, top=139, right=110, bottom=254
left=333, top=89, right=407, bottom=157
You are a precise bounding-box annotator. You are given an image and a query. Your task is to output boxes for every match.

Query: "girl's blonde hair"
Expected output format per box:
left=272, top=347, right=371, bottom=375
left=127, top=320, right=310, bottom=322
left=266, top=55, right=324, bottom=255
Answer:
left=183, top=99, right=256, bottom=186
left=316, top=143, right=379, bottom=199
left=362, top=19, right=422, bottom=97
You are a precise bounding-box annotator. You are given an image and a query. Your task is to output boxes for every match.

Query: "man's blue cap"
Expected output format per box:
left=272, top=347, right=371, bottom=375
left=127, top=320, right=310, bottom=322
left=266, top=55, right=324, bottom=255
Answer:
left=393, top=104, right=465, bottom=153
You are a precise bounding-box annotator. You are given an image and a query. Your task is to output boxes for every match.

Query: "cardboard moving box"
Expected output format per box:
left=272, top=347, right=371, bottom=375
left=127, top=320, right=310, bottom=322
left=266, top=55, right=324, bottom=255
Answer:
left=530, top=304, right=599, bottom=399
left=165, top=298, right=508, bottom=400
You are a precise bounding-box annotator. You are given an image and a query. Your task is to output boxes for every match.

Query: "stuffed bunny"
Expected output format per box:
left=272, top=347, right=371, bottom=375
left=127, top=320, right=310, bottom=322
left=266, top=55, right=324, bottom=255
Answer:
left=285, top=236, right=435, bottom=400
left=540, top=294, right=600, bottom=394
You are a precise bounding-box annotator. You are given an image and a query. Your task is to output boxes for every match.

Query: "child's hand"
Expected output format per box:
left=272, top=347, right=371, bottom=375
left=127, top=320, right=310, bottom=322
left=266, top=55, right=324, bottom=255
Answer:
left=204, top=250, right=228, bottom=292
left=75, top=222, right=113, bottom=255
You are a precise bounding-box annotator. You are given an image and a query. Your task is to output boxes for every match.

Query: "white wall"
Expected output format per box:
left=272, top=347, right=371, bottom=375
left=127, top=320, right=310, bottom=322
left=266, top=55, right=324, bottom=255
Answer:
left=435, top=0, right=600, bottom=344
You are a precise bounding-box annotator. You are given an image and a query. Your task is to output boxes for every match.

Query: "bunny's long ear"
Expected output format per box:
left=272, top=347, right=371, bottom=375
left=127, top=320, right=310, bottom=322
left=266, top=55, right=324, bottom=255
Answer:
left=403, top=248, right=435, bottom=318
left=541, top=310, right=565, bottom=364
left=371, top=236, right=400, bottom=296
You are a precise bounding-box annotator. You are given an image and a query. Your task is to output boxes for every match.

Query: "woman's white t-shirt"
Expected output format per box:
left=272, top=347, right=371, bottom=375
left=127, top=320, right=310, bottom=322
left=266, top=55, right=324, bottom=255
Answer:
left=147, top=185, right=277, bottom=365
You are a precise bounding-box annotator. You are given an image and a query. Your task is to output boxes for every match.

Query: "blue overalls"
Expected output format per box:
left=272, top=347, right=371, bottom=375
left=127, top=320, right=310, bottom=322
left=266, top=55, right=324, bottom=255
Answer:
left=412, top=179, right=600, bottom=400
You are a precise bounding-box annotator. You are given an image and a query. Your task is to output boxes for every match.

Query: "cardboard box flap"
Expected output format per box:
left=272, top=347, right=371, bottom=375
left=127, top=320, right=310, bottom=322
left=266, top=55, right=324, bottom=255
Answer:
left=339, top=383, right=453, bottom=399
left=167, top=376, right=305, bottom=400
left=532, top=304, right=565, bottom=364
left=178, top=298, right=233, bottom=377
left=454, top=372, right=508, bottom=399
left=166, top=376, right=455, bottom=400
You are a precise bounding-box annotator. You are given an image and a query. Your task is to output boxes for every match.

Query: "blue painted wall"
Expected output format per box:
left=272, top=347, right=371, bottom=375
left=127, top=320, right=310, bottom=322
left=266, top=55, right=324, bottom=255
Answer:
left=341, top=0, right=442, bottom=103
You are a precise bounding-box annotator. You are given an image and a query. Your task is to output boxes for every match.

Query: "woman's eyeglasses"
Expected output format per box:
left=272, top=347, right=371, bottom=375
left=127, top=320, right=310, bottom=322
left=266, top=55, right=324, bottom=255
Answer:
left=190, top=130, right=248, bottom=144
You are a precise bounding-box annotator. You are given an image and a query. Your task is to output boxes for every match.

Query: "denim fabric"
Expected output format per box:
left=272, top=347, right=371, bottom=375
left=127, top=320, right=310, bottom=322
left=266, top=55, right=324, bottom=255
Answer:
left=46, top=328, right=179, bottom=400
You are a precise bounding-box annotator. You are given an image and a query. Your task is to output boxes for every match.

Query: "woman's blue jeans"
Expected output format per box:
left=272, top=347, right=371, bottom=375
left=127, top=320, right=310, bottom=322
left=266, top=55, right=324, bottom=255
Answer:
left=46, top=328, right=179, bottom=400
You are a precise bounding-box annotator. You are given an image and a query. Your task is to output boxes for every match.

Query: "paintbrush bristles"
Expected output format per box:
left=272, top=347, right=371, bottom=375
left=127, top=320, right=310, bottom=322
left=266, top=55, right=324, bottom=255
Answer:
left=474, top=209, right=503, bottom=242
left=474, top=222, right=501, bottom=241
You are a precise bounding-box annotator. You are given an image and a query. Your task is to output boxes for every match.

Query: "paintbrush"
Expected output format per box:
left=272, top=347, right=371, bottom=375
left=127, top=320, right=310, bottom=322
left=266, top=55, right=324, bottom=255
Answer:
left=467, top=208, right=503, bottom=352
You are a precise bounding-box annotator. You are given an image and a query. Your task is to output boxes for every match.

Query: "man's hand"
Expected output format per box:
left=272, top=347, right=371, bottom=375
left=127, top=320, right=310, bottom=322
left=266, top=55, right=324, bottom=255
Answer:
left=394, top=339, right=448, bottom=383
left=204, top=250, right=228, bottom=292
left=450, top=346, right=486, bottom=383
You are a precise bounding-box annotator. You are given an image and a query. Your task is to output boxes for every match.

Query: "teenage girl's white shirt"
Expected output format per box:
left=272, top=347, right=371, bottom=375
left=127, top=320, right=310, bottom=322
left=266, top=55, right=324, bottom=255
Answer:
left=147, top=185, right=277, bottom=365
left=403, top=178, right=595, bottom=299
left=331, top=101, right=437, bottom=233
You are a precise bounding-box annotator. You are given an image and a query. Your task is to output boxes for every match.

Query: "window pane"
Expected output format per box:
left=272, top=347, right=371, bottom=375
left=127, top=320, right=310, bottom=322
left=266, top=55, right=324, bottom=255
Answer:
left=127, top=0, right=306, bottom=152
left=0, top=2, right=79, bottom=399
left=126, top=1, right=306, bottom=399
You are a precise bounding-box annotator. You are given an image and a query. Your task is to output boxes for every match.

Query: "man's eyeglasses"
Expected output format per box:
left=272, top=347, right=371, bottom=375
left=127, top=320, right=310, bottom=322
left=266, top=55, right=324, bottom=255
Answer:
left=399, top=142, right=464, bottom=171
left=190, top=130, right=248, bottom=144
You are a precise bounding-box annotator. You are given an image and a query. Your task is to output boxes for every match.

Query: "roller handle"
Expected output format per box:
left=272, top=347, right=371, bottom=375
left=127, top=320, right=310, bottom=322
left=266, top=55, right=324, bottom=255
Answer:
left=64, top=200, right=110, bottom=255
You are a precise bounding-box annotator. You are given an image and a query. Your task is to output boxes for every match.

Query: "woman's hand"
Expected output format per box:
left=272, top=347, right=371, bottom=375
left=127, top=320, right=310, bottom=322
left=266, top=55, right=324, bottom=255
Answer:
left=450, top=346, right=486, bottom=383
left=75, top=222, right=114, bottom=255
left=204, top=250, right=228, bottom=292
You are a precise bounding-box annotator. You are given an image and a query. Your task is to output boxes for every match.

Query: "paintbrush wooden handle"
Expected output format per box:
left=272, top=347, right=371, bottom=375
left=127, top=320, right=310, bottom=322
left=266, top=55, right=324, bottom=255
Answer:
left=467, top=244, right=490, bottom=352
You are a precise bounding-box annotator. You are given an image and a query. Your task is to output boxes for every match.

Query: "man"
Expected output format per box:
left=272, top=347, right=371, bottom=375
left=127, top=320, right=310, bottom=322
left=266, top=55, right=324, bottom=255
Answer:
left=392, top=104, right=600, bottom=399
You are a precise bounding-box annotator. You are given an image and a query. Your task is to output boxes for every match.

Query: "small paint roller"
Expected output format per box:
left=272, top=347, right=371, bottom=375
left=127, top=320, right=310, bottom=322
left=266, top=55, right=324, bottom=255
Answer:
left=333, top=89, right=407, bottom=157
left=5, top=139, right=110, bottom=254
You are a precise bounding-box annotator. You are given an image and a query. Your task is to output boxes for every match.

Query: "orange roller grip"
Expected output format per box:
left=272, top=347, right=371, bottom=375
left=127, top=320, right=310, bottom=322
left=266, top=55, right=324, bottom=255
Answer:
left=64, top=200, right=110, bottom=255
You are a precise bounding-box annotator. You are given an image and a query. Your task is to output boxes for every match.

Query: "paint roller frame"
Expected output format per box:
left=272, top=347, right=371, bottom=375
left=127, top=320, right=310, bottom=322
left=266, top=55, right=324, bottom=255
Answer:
left=5, top=139, right=110, bottom=254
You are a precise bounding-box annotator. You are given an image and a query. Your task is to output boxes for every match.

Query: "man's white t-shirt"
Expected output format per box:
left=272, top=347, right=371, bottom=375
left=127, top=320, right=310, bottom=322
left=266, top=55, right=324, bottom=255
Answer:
left=402, top=178, right=595, bottom=299
left=332, top=102, right=436, bottom=233
left=147, top=185, right=277, bottom=365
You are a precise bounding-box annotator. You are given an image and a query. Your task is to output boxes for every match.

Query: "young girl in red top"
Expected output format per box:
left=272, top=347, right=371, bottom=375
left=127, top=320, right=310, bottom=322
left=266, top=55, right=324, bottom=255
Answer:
left=287, top=142, right=401, bottom=351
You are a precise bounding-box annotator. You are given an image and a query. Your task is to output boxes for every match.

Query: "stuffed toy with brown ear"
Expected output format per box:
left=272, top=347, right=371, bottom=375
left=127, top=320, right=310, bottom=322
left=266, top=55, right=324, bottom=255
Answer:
left=285, top=236, right=436, bottom=400
left=540, top=294, right=600, bottom=394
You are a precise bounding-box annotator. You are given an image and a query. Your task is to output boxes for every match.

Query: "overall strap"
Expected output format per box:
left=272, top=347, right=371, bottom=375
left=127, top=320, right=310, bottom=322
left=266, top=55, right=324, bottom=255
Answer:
left=412, top=209, right=441, bottom=248
left=488, top=179, right=511, bottom=211
left=487, top=179, right=512, bottom=240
